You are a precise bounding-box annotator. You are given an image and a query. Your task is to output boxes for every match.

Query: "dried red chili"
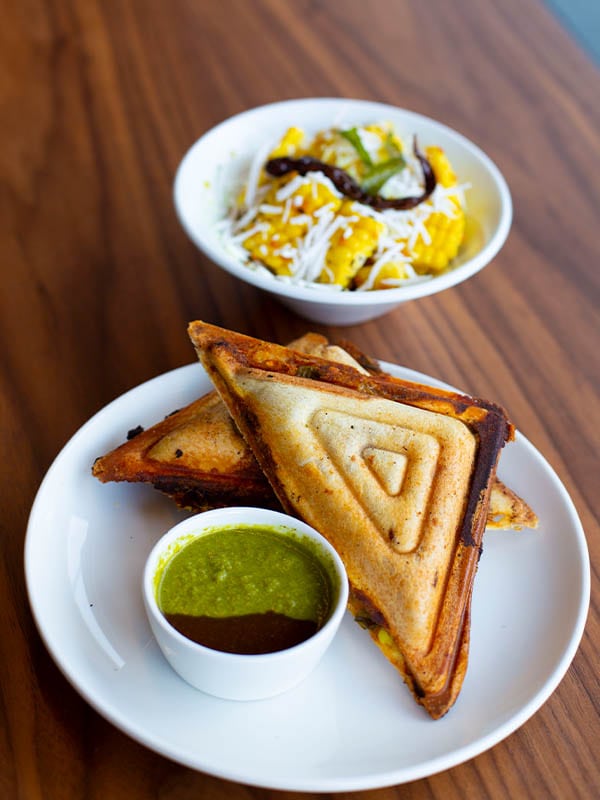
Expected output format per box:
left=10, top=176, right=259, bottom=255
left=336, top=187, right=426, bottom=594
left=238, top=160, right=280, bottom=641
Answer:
left=265, top=139, right=436, bottom=211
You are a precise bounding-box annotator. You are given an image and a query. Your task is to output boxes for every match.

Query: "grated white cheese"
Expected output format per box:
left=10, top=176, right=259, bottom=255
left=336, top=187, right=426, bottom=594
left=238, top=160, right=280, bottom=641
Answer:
left=243, top=141, right=274, bottom=211
left=289, top=214, right=312, bottom=226
left=230, top=221, right=269, bottom=243
left=258, top=203, right=284, bottom=215
left=281, top=198, right=293, bottom=224
left=219, top=125, right=469, bottom=292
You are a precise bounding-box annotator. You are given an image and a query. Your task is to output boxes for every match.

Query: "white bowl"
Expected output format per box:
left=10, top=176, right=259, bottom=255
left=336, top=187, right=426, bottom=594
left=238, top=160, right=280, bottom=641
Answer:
left=143, top=507, right=348, bottom=701
left=174, top=98, right=512, bottom=326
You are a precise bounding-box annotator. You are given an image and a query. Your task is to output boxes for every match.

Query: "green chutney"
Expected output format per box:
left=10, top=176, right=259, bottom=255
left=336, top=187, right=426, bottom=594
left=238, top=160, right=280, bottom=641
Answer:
left=155, top=525, right=335, bottom=654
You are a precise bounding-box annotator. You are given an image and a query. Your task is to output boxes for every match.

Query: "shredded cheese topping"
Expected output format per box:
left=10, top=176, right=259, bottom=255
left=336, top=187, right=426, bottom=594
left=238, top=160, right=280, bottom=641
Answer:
left=218, top=123, right=470, bottom=291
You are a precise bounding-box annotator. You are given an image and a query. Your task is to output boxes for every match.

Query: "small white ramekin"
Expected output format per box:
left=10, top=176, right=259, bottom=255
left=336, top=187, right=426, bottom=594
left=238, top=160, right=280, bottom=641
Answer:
left=143, top=506, right=348, bottom=701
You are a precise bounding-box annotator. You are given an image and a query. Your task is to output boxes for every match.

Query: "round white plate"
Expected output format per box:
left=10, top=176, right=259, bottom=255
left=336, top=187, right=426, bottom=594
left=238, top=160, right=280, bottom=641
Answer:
left=25, top=362, right=590, bottom=792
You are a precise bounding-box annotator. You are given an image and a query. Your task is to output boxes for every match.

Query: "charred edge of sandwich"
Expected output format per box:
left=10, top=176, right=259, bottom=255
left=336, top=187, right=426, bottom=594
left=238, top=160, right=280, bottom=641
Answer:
left=153, top=479, right=281, bottom=513
left=223, top=399, right=299, bottom=518
left=422, top=601, right=471, bottom=719
left=350, top=588, right=387, bottom=628
left=150, top=473, right=274, bottom=500
left=92, top=449, right=269, bottom=487
left=333, top=339, right=383, bottom=374
left=349, top=587, right=471, bottom=719
left=207, top=332, right=514, bottom=424
left=460, top=432, right=506, bottom=549
left=348, top=588, right=426, bottom=704
left=197, top=359, right=311, bottom=525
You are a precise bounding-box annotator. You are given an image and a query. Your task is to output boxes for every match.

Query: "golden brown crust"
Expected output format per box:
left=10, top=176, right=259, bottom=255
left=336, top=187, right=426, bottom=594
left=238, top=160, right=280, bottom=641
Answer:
left=91, top=335, right=534, bottom=531
left=91, top=391, right=272, bottom=508
left=90, top=333, right=372, bottom=508
left=487, top=478, right=539, bottom=529
left=348, top=589, right=471, bottom=719
left=188, top=320, right=515, bottom=717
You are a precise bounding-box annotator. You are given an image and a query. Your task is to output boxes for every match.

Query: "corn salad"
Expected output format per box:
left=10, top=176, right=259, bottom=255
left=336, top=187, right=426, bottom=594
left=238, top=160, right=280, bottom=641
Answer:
left=219, top=123, right=469, bottom=292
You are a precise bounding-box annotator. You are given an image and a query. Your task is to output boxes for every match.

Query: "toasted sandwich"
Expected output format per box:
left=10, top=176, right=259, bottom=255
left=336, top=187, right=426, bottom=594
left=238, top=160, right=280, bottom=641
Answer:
left=188, top=321, right=515, bottom=718
left=92, top=333, right=372, bottom=510
left=92, top=336, right=536, bottom=531
left=92, top=390, right=274, bottom=510
left=488, top=478, right=538, bottom=530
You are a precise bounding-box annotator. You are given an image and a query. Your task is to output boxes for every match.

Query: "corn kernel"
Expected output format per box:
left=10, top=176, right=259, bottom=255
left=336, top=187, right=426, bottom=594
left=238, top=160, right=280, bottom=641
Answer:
left=321, top=206, right=385, bottom=287
left=269, top=127, right=305, bottom=158
left=411, top=197, right=465, bottom=272
left=426, top=146, right=457, bottom=188
left=354, top=261, right=409, bottom=289
left=241, top=177, right=342, bottom=276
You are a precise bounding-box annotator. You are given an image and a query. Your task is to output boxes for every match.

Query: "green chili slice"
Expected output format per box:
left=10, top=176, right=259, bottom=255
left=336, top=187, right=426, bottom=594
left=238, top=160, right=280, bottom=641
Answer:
left=361, top=157, right=406, bottom=195
left=340, top=128, right=373, bottom=166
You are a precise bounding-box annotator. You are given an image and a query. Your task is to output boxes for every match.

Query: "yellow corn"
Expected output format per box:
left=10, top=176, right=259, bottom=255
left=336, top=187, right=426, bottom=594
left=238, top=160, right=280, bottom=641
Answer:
left=242, top=221, right=302, bottom=277
left=406, top=146, right=465, bottom=272
left=364, top=122, right=404, bottom=162
left=410, top=198, right=465, bottom=272
left=425, top=145, right=457, bottom=188
left=236, top=129, right=307, bottom=208
left=320, top=202, right=385, bottom=287
left=354, top=260, right=409, bottom=290
left=241, top=179, right=342, bottom=276
left=308, top=130, right=361, bottom=179
left=237, top=132, right=467, bottom=286
left=269, top=127, right=305, bottom=158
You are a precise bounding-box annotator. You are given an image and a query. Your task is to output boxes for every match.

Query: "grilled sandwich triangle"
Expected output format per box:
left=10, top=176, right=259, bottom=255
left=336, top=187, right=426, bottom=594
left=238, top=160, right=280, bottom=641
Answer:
left=188, top=321, right=514, bottom=718
left=92, top=337, right=536, bottom=531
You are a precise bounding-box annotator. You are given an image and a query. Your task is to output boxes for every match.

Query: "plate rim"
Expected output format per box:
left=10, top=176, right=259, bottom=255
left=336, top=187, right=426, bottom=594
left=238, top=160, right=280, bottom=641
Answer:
left=24, top=361, right=591, bottom=791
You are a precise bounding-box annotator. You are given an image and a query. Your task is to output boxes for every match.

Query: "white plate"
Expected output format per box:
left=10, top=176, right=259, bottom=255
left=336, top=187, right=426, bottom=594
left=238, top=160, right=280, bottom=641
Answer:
left=25, top=362, right=590, bottom=791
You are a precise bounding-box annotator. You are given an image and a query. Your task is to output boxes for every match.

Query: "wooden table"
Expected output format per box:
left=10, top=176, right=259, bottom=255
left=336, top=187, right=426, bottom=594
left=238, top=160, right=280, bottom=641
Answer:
left=3, top=0, right=599, bottom=796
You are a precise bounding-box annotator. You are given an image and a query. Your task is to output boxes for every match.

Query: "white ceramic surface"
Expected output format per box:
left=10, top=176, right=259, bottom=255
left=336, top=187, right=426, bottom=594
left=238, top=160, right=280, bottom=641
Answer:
left=173, top=98, right=512, bottom=325
left=25, top=362, right=589, bottom=791
left=143, top=507, right=348, bottom=700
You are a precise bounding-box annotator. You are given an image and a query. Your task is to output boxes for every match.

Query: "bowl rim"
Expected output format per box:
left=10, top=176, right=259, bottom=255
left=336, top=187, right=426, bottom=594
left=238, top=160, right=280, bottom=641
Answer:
left=173, top=97, right=513, bottom=306
left=143, top=506, right=349, bottom=663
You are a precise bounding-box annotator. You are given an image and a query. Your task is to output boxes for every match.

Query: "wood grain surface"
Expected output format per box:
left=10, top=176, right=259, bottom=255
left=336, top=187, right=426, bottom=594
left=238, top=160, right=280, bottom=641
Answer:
left=2, top=0, right=599, bottom=797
